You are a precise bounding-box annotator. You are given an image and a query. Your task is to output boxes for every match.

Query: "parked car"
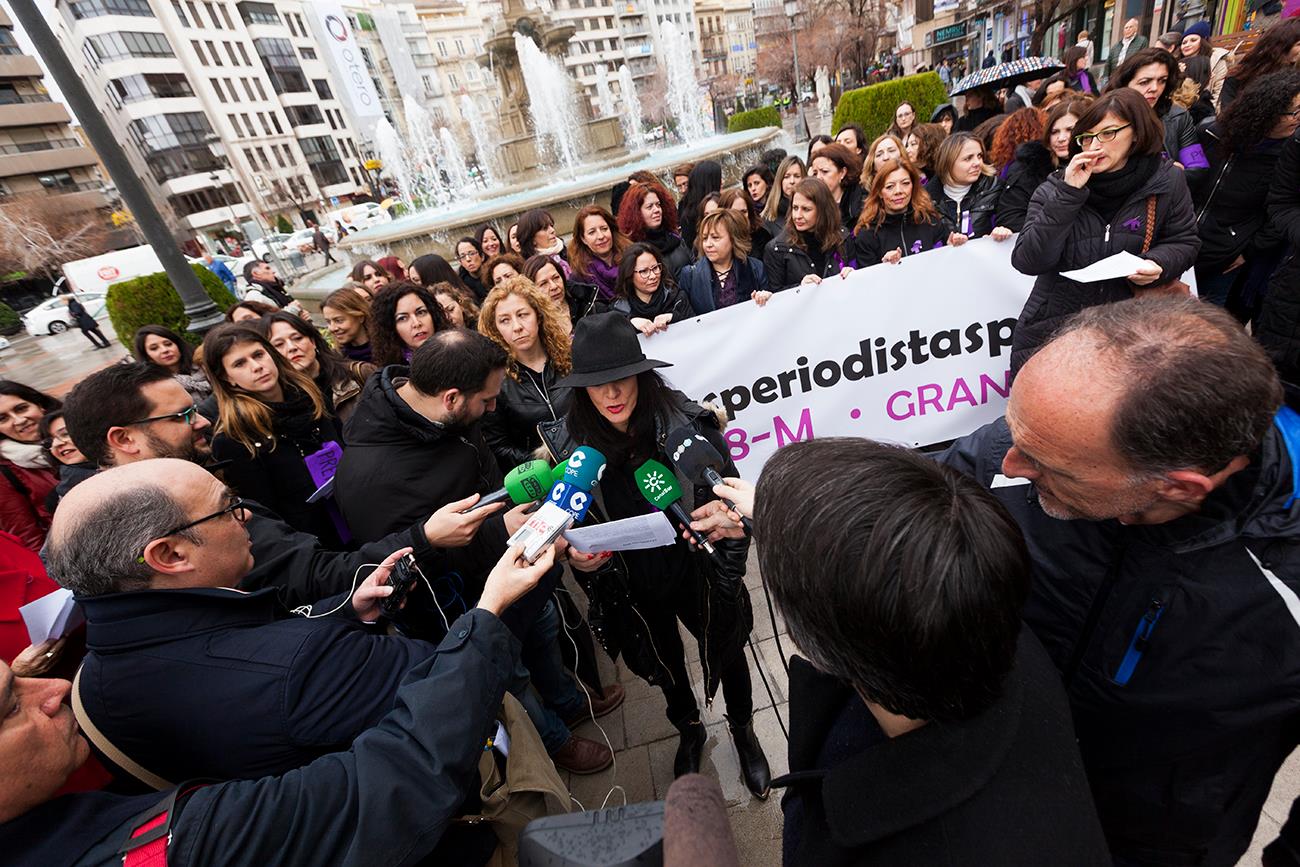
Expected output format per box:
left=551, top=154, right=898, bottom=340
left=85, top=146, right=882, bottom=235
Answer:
left=279, top=228, right=318, bottom=253
left=23, top=292, right=107, bottom=336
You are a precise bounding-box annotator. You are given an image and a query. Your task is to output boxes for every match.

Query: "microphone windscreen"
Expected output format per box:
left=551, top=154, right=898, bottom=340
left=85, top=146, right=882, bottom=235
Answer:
left=634, top=459, right=683, bottom=509
left=503, top=460, right=556, bottom=504
left=564, top=446, right=607, bottom=492
left=665, top=426, right=725, bottom=484
left=663, top=774, right=740, bottom=867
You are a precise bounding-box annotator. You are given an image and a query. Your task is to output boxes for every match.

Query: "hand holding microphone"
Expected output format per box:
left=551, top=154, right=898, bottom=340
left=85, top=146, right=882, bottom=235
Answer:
left=633, top=458, right=721, bottom=561
left=664, top=426, right=754, bottom=537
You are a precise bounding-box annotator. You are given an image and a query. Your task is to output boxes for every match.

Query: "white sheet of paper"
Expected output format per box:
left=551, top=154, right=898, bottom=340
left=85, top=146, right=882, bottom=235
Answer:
left=564, top=511, right=676, bottom=553
left=1060, top=250, right=1148, bottom=283
left=305, top=475, right=334, bottom=504
left=20, top=588, right=83, bottom=645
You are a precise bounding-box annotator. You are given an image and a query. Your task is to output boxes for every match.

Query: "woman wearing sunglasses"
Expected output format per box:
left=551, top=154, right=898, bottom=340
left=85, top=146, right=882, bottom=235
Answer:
left=1010, top=88, right=1199, bottom=371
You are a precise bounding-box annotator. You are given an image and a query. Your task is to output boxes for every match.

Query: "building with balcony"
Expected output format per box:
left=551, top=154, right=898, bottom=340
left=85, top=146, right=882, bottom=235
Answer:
left=549, top=0, right=658, bottom=116
left=41, top=0, right=372, bottom=249
left=0, top=6, right=106, bottom=216
left=695, top=0, right=757, bottom=91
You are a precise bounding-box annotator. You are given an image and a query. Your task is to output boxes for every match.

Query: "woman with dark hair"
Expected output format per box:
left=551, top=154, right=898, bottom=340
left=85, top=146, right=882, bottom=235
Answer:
left=0, top=381, right=59, bottom=550
left=926, top=133, right=1011, bottom=240
left=834, top=123, right=868, bottom=159
left=452, top=236, right=489, bottom=302
left=809, top=142, right=867, bottom=227
left=368, top=281, right=451, bottom=367
left=481, top=252, right=527, bottom=289
left=39, top=409, right=93, bottom=505
left=133, top=325, right=212, bottom=401
left=525, top=254, right=597, bottom=334
left=990, top=106, right=1046, bottom=172
left=476, top=224, right=505, bottom=259
left=678, top=161, right=723, bottom=250
left=678, top=209, right=771, bottom=313
left=204, top=324, right=345, bottom=545
left=431, top=281, right=481, bottom=330
left=904, top=122, right=947, bottom=180
left=718, top=187, right=777, bottom=259
left=762, top=155, right=805, bottom=223
left=1221, top=18, right=1300, bottom=109
left=1192, top=70, right=1300, bottom=315
left=956, top=87, right=1000, bottom=132
left=567, top=204, right=628, bottom=300
left=603, top=243, right=695, bottom=336
left=999, top=99, right=1089, bottom=232
left=1062, top=45, right=1099, bottom=95
left=616, top=179, right=692, bottom=279
left=507, top=222, right=522, bottom=254
left=376, top=256, right=408, bottom=282
left=408, top=253, right=470, bottom=296
left=261, top=311, right=374, bottom=424
left=806, top=134, right=833, bottom=165
left=350, top=259, right=391, bottom=296
left=853, top=159, right=954, bottom=265
left=476, top=276, right=574, bottom=471
left=1010, top=88, right=1200, bottom=369
left=930, top=103, right=957, bottom=134
left=541, top=312, right=770, bottom=798
left=1180, top=21, right=1230, bottom=107
left=741, top=164, right=774, bottom=209
left=887, top=101, right=917, bottom=141
left=516, top=208, right=572, bottom=278
left=1107, top=47, right=1208, bottom=187
left=1031, top=73, right=1071, bottom=109
left=227, top=300, right=279, bottom=323
left=321, top=288, right=373, bottom=363
left=764, top=177, right=853, bottom=291
left=1174, top=55, right=1216, bottom=124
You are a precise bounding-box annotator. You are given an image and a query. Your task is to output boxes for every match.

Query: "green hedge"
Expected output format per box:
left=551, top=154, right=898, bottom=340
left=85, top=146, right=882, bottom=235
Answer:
left=831, top=72, right=949, bottom=142
left=105, top=264, right=237, bottom=349
left=728, top=106, right=782, bottom=134
left=0, top=302, right=20, bottom=337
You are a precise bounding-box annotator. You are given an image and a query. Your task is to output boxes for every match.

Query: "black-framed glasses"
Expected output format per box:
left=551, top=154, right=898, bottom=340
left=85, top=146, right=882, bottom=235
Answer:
left=1075, top=124, right=1131, bottom=148
left=457, top=250, right=480, bottom=262
left=160, top=497, right=247, bottom=539
left=128, top=404, right=198, bottom=427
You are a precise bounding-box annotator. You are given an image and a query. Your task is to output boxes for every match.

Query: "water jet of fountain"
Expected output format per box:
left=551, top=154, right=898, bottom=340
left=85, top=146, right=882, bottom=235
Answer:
left=513, top=31, right=584, bottom=171
left=617, top=64, right=644, bottom=149
left=459, top=93, right=498, bottom=188
left=401, top=95, right=453, bottom=207
left=594, top=64, right=616, bottom=118
left=439, top=127, right=472, bottom=192
left=372, top=118, right=416, bottom=210
left=661, top=21, right=710, bottom=144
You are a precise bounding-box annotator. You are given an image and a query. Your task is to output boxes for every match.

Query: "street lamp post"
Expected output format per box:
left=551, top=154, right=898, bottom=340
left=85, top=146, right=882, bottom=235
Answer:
left=784, top=0, right=807, bottom=139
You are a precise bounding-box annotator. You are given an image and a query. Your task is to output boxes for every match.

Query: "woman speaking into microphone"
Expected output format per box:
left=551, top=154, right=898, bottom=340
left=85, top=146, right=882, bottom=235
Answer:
left=539, top=312, right=770, bottom=799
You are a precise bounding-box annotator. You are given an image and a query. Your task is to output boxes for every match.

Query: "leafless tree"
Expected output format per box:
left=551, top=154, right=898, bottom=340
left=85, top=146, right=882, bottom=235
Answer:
left=0, top=196, right=109, bottom=280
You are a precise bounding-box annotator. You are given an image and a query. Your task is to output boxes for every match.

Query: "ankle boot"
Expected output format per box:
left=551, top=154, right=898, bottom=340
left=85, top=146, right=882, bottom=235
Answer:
left=727, top=715, right=771, bottom=799
left=673, top=719, right=706, bottom=778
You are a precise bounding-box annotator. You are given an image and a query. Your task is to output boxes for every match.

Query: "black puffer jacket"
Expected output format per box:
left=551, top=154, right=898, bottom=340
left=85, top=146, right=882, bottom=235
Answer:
left=600, top=283, right=696, bottom=324
left=1010, top=160, right=1200, bottom=371
left=1163, top=103, right=1210, bottom=189
left=925, top=173, right=1005, bottom=238
left=839, top=180, right=868, bottom=228
left=1193, top=122, right=1288, bottom=272
left=481, top=360, right=572, bottom=473
left=998, top=141, right=1056, bottom=232
left=537, top=390, right=752, bottom=704
left=763, top=227, right=853, bottom=291
left=641, top=228, right=692, bottom=280
left=1257, top=133, right=1300, bottom=384
left=851, top=209, right=949, bottom=266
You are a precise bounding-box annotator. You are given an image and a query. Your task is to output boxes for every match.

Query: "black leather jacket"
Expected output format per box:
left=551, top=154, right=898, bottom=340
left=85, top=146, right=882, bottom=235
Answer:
left=481, top=360, right=573, bottom=473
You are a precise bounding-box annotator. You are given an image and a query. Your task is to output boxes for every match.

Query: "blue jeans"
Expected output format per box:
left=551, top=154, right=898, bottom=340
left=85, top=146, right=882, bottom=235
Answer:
left=517, top=599, right=586, bottom=753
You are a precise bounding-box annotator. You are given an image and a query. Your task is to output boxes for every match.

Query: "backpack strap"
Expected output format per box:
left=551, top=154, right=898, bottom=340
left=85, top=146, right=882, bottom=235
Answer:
left=72, top=665, right=174, bottom=791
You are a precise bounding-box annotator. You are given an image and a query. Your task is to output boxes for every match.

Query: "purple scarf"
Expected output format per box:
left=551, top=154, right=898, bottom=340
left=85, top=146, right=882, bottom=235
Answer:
left=585, top=256, right=620, bottom=299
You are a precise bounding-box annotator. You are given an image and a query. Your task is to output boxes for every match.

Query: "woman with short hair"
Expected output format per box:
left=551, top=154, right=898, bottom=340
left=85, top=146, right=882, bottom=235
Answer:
left=925, top=133, right=1011, bottom=240
left=853, top=160, right=954, bottom=266
left=261, top=311, right=374, bottom=424
left=453, top=236, right=489, bottom=301
left=604, top=243, right=696, bottom=336
left=834, top=123, right=868, bottom=160
left=321, top=288, right=373, bottom=363
left=368, top=282, right=451, bottom=367
left=1010, top=88, right=1200, bottom=370
left=567, top=204, right=629, bottom=300
left=763, top=177, right=853, bottom=291
left=678, top=209, right=771, bottom=313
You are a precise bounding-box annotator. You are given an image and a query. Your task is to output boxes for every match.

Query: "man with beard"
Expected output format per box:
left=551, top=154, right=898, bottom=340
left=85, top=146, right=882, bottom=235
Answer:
left=335, top=328, right=618, bottom=774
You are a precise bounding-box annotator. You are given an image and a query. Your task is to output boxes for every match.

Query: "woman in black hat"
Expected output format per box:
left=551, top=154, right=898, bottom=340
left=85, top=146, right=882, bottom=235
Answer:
left=538, top=313, right=771, bottom=799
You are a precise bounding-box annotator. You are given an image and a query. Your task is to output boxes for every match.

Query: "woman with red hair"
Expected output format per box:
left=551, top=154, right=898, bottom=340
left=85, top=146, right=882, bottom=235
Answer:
left=989, top=106, right=1046, bottom=173
left=616, top=179, right=692, bottom=280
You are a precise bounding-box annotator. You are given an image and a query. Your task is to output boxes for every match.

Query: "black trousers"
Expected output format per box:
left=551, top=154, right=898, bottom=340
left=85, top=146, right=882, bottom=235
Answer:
left=79, top=325, right=110, bottom=348
left=640, top=595, right=754, bottom=727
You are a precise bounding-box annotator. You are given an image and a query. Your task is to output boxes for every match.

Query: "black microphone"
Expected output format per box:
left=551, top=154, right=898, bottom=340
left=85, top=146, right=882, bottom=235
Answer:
left=664, top=426, right=754, bottom=535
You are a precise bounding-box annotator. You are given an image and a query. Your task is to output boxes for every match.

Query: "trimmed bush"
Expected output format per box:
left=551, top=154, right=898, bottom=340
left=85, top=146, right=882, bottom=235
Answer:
left=0, top=302, right=21, bottom=337
left=831, top=72, right=949, bottom=142
left=728, top=106, right=782, bottom=134
left=105, top=264, right=237, bottom=349
left=274, top=214, right=293, bottom=233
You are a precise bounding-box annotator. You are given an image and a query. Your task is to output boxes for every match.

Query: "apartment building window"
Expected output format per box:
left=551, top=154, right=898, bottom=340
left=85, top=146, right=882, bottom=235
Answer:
left=241, top=78, right=255, bottom=100
left=473, top=37, right=481, bottom=52
left=211, top=78, right=226, bottom=102
left=325, top=109, right=338, bottom=130
left=253, top=38, right=308, bottom=93
left=224, top=42, right=239, bottom=65
left=218, top=4, right=234, bottom=28
left=463, top=62, right=478, bottom=83
left=240, top=112, right=253, bottom=131
left=252, top=77, right=265, bottom=99
left=228, top=113, right=242, bottom=135
left=242, top=146, right=256, bottom=168
left=312, top=79, right=332, bottom=99
left=448, top=72, right=458, bottom=88
left=255, top=145, right=270, bottom=168
left=299, top=135, right=347, bottom=186
left=109, top=72, right=194, bottom=103
left=191, top=40, right=206, bottom=63
left=436, top=40, right=447, bottom=57
left=455, top=38, right=465, bottom=55
left=237, top=1, right=279, bottom=25
left=206, top=40, right=223, bottom=65
left=269, top=113, right=283, bottom=134
left=203, top=2, right=220, bottom=27
left=186, top=1, right=201, bottom=26
left=284, top=103, right=322, bottom=125
left=88, top=31, right=174, bottom=62
left=68, top=0, right=153, bottom=19
left=127, top=111, right=221, bottom=182
left=171, top=2, right=190, bottom=26
left=38, top=172, right=79, bottom=191
left=257, top=112, right=270, bottom=134
left=169, top=182, right=240, bottom=217
left=299, top=46, right=317, bottom=60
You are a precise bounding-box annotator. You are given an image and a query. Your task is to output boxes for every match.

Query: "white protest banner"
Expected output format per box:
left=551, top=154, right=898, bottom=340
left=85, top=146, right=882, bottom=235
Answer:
left=641, top=237, right=1035, bottom=475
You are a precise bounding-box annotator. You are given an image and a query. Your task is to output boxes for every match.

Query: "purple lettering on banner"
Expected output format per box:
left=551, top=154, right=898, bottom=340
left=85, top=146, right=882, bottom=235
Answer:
left=751, top=432, right=771, bottom=443
left=946, top=376, right=978, bottom=410
left=774, top=408, right=814, bottom=447
left=725, top=427, right=750, bottom=462
left=886, top=391, right=915, bottom=420
left=917, top=384, right=944, bottom=415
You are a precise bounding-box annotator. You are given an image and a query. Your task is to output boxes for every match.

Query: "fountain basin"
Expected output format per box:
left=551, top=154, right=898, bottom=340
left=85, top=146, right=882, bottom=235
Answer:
left=340, top=127, right=784, bottom=261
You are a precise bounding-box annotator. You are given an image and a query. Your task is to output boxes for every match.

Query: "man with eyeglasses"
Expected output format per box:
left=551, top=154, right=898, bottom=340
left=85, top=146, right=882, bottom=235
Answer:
left=4, top=456, right=556, bottom=867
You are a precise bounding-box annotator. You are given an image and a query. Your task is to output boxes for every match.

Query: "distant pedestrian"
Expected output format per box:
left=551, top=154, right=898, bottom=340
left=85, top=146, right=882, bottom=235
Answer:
left=310, top=220, right=335, bottom=264
left=61, top=293, right=109, bottom=350
left=939, top=58, right=953, bottom=90
left=201, top=252, right=237, bottom=293
left=982, top=49, right=997, bottom=69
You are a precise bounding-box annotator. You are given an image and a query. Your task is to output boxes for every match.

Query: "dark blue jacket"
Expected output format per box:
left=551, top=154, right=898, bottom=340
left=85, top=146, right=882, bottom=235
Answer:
left=76, top=586, right=436, bottom=784
left=677, top=255, right=767, bottom=314
left=2, top=609, right=516, bottom=867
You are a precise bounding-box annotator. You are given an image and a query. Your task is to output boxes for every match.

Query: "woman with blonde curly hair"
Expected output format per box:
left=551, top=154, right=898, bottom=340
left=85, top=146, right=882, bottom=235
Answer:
left=477, top=276, right=574, bottom=471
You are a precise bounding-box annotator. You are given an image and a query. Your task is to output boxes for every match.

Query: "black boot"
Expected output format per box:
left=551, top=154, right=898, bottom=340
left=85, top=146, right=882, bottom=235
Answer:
left=728, top=715, right=771, bottom=799
left=673, top=718, right=706, bottom=778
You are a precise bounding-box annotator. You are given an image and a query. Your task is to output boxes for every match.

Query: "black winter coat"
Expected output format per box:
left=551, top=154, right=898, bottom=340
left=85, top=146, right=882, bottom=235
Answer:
left=1258, top=133, right=1300, bottom=382
left=1010, top=161, right=1200, bottom=371
left=925, top=173, right=1005, bottom=239
left=1192, top=122, right=1288, bottom=271
left=67, top=298, right=98, bottom=330
left=459, top=267, right=488, bottom=303
left=481, top=360, right=572, bottom=473
left=939, top=416, right=1300, bottom=866
left=778, top=632, right=1109, bottom=866
left=839, top=181, right=867, bottom=228
left=1163, top=103, right=1210, bottom=189
left=997, top=141, right=1056, bottom=232
left=537, top=391, right=753, bottom=705
left=0, top=609, right=516, bottom=867
left=763, top=227, right=852, bottom=291
left=601, top=283, right=696, bottom=324
left=641, top=228, right=692, bottom=280
left=851, top=209, right=949, bottom=266
left=677, top=255, right=767, bottom=314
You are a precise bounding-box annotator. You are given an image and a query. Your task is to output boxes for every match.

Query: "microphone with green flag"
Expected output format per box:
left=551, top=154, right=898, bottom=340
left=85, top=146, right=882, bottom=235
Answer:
left=469, top=459, right=555, bottom=511
left=633, top=458, right=719, bottom=558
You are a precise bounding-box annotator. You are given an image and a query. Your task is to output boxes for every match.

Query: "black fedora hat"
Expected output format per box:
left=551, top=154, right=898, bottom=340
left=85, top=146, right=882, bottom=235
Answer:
left=555, top=312, right=671, bottom=388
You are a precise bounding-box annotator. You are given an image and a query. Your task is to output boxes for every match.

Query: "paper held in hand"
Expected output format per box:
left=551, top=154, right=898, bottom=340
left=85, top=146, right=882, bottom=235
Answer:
left=563, top=511, right=677, bottom=553
left=20, top=587, right=83, bottom=645
left=1060, top=251, right=1149, bottom=282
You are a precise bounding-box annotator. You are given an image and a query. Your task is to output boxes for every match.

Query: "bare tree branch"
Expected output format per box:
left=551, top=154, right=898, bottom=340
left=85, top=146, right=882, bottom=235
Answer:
left=0, top=196, right=109, bottom=280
